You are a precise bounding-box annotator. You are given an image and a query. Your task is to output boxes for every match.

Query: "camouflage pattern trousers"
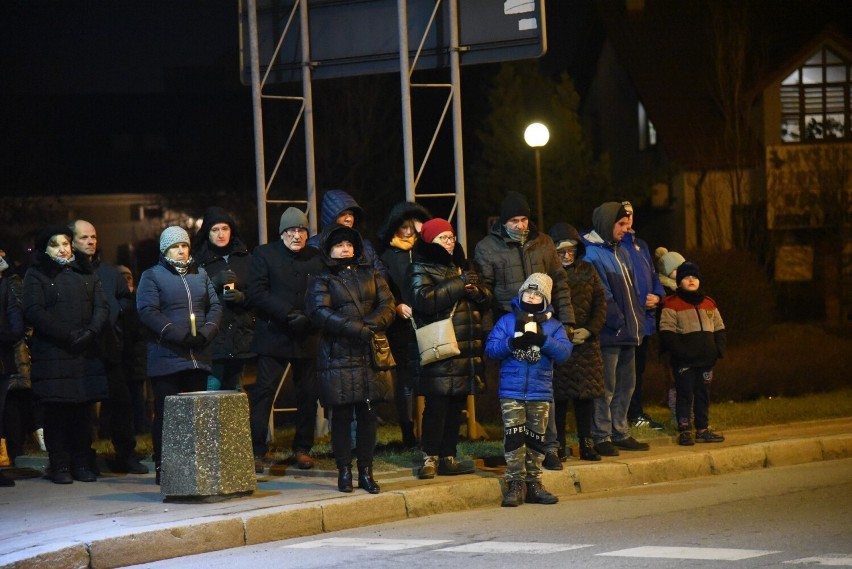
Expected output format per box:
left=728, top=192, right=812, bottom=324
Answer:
left=500, top=398, right=550, bottom=482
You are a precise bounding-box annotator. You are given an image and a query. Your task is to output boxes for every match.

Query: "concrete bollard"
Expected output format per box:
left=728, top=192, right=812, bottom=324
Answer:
left=161, top=391, right=256, bottom=501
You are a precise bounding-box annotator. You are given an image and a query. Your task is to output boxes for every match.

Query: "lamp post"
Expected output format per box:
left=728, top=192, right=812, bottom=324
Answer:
left=524, top=122, right=550, bottom=229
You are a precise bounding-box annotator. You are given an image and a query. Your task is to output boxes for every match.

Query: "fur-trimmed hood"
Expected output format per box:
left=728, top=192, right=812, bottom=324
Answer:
left=376, top=201, right=432, bottom=247
left=318, top=223, right=368, bottom=269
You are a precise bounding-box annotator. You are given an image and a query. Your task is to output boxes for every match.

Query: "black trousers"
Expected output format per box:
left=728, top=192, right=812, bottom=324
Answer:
left=330, top=402, right=376, bottom=469
left=150, top=369, right=208, bottom=465
left=250, top=356, right=318, bottom=458
left=420, top=393, right=466, bottom=457
left=43, top=401, right=92, bottom=470
left=554, top=397, right=594, bottom=448
left=675, top=365, right=712, bottom=431
left=99, top=360, right=138, bottom=458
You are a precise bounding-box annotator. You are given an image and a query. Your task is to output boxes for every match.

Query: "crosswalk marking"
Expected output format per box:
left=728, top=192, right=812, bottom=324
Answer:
left=598, top=546, right=781, bottom=560
left=285, top=537, right=451, bottom=551
left=784, top=555, right=852, bottom=566
left=437, top=542, right=593, bottom=554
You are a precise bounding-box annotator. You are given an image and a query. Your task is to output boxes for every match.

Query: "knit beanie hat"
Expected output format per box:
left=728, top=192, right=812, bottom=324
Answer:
left=518, top=272, right=552, bottom=306
left=655, top=247, right=686, bottom=277
left=500, top=191, right=531, bottom=223
left=278, top=207, right=309, bottom=235
left=420, top=218, right=454, bottom=244
left=35, top=224, right=74, bottom=253
left=159, top=226, right=191, bottom=254
left=676, top=261, right=702, bottom=285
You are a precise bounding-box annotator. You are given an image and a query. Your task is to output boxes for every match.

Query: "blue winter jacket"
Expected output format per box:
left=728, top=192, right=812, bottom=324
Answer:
left=486, top=298, right=573, bottom=402
left=621, top=232, right=665, bottom=337
left=581, top=202, right=644, bottom=348
left=137, top=258, right=223, bottom=377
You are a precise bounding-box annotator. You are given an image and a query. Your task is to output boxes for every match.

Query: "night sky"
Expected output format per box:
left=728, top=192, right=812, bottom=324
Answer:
left=0, top=1, right=596, bottom=198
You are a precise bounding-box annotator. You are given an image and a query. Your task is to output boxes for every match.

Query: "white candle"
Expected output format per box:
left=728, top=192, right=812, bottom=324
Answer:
left=190, top=312, right=197, bottom=336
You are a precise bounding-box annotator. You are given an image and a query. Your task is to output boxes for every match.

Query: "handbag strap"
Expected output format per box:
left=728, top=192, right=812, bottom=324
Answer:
left=411, top=300, right=458, bottom=331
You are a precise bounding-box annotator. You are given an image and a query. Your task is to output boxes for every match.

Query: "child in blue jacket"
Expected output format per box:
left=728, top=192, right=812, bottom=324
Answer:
left=486, top=273, right=572, bottom=507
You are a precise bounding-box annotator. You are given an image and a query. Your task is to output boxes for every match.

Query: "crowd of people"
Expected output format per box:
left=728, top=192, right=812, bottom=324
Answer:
left=0, top=189, right=726, bottom=504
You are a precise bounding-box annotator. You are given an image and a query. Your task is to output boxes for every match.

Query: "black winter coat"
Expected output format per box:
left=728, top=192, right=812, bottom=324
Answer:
left=408, top=240, right=491, bottom=396
left=23, top=253, right=109, bottom=403
left=305, top=225, right=396, bottom=407
left=249, top=240, right=324, bottom=359
left=0, top=275, right=24, bottom=376
left=549, top=223, right=607, bottom=401
left=194, top=237, right=256, bottom=361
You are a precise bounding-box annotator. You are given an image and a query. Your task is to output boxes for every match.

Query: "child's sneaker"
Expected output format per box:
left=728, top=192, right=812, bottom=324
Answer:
left=678, top=431, right=695, bottom=446
left=695, top=430, right=725, bottom=443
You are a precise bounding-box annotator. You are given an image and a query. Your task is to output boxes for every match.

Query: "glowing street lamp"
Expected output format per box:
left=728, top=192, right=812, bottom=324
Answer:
left=524, top=122, right=550, bottom=229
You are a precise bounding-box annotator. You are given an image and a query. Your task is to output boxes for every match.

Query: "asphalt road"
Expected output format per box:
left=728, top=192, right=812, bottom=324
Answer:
left=126, top=457, right=852, bottom=568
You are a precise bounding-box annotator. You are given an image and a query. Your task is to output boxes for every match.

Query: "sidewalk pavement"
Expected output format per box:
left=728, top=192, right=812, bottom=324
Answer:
left=2, top=417, right=851, bottom=569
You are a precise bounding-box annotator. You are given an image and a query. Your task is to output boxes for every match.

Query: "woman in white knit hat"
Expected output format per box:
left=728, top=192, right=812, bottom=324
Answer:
left=136, top=225, right=223, bottom=483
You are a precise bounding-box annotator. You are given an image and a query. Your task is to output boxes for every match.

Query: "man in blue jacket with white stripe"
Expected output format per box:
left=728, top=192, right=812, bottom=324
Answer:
left=581, top=202, right=649, bottom=456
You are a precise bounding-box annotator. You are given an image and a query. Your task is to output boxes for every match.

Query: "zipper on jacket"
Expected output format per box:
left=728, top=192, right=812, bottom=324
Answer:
left=179, top=274, right=199, bottom=368
left=613, top=243, right=640, bottom=346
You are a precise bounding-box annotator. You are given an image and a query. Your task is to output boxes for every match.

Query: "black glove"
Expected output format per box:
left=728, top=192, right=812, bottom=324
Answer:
left=510, top=331, right=544, bottom=350
left=460, top=270, right=480, bottom=287
left=211, top=269, right=237, bottom=289
left=68, top=329, right=96, bottom=353
left=358, top=326, right=375, bottom=343
left=286, top=311, right=311, bottom=334
left=222, top=288, right=245, bottom=304
left=182, top=332, right=206, bottom=349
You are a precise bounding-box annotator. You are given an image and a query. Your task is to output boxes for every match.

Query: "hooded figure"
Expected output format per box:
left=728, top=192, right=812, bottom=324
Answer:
left=191, top=206, right=255, bottom=389
left=305, top=223, right=395, bottom=495
left=306, top=189, right=388, bottom=280
left=548, top=222, right=607, bottom=461
left=580, top=202, right=649, bottom=456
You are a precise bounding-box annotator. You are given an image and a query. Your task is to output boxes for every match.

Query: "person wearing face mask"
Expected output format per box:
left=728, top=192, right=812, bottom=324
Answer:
left=136, top=226, right=222, bottom=484
left=548, top=223, right=607, bottom=461
left=474, top=191, right=575, bottom=471
left=375, top=201, right=432, bottom=449
left=23, top=225, right=110, bottom=484
left=191, top=207, right=255, bottom=392
left=248, top=208, right=324, bottom=472
left=306, top=223, right=395, bottom=495
left=408, top=218, right=490, bottom=479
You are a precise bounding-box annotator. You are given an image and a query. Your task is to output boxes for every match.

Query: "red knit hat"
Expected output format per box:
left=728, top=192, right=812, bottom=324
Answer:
left=420, top=218, right=454, bottom=244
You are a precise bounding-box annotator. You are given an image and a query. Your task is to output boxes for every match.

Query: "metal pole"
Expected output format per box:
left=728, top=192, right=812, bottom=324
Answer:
left=299, top=0, right=318, bottom=236
left=535, top=147, right=544, bottom=230
left=449, top=0, right=467, bottom=252
left=398, top=0, right=416, bottom=202
left=247, top=0, right=268, bottom=244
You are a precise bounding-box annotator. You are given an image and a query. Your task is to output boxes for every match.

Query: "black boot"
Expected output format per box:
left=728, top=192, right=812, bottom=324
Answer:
left=525, top=480, right=558, bottom=504
left=579, top=437, right=602, bottom=461
left=338, top=465, right=353, bottom=493
left=501, top=479, right=525, bottom=507
left=542, top=450, right=563, bottom=470
left=357, top=465, right=380, bottom=494
left=401, top=422, right=417, bottom=449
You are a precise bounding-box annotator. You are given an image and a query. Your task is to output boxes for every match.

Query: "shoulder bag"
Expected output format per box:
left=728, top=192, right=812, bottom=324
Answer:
left=411, top=301, right=461, bottom=366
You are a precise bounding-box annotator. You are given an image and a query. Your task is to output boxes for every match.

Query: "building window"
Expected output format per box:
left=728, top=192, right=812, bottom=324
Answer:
left=638, top=101, right=657, bottom=150
left=781, top=46, right=851, bottom=143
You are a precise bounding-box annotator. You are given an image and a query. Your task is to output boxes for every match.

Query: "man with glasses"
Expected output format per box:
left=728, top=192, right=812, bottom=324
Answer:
left=248, top=208, right=325, bottom=472
left=474, top=191, right=575, bottom=470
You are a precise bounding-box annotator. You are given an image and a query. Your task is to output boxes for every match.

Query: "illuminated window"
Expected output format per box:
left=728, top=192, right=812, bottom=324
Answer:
left=638, top=101, right=657, bottom=150
left=780, top=47, right=851, bottom=142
